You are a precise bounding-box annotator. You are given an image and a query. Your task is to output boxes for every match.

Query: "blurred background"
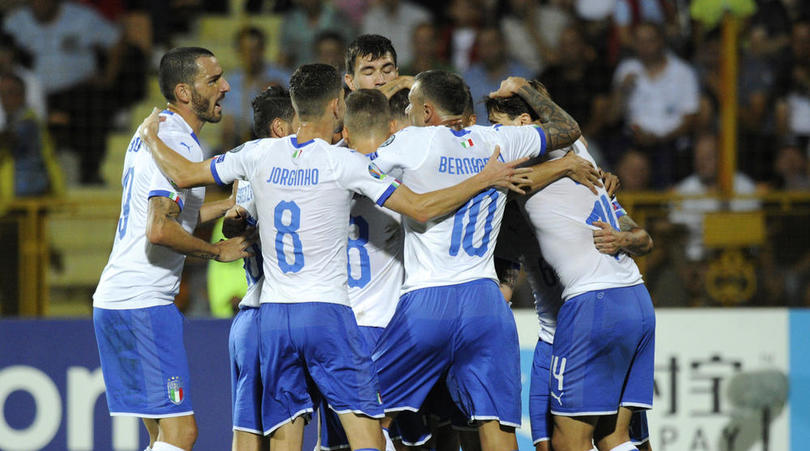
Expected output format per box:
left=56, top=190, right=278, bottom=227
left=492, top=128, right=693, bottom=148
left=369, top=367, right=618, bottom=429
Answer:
left=0, top=0, right=808, bottom=450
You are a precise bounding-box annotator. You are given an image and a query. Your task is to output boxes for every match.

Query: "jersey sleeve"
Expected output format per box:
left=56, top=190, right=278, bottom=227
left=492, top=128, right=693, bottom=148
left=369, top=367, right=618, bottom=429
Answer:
left=611, top=197, right=627, bottom=219
left=147, top=131, right=198, bottom=211
left=331, top=148, right=401, bottom=206
left=493, top=124, right=547, bottom=161
left=236, top=181, right=258, bottom=226
left=209, top=141, right=258, bottom=187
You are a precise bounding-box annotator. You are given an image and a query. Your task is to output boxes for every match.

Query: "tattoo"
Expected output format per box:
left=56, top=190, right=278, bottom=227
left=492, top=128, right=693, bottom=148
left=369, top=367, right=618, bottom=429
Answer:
left=495, top=258, right=521, bottom=289
left=618, top=214, right=638, bottom=232
left=517, top=85, right=581, bottom=150
left=190, top=249, right=219, bottom=260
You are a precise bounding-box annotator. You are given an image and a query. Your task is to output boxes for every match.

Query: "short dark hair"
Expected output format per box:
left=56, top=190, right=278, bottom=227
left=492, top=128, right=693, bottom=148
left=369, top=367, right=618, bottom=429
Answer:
left=484, top=96, right=539, bottom=122
left=413, top=70, right=467, bottom=116
left=235, top=26, right=266, bottom=48
left=252, top=86, right=294, bottom=138
left=159, top=47, right=215, bottom=102
left=388, top=88, right=409, bottom=120
left=345, top=89, right=390, bottom=135
left=289, top=63, right=343, bottom=120
left=345, top=34, right=397, bottom=75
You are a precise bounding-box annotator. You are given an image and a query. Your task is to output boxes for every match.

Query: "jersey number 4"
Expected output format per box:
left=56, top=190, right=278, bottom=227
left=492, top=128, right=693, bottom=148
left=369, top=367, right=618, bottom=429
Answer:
left=449, top=189, right=499, bottom=257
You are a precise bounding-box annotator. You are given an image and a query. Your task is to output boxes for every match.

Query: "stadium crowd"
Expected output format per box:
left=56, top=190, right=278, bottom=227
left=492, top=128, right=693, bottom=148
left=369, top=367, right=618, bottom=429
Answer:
left=1, top=0, right=810, bottom=309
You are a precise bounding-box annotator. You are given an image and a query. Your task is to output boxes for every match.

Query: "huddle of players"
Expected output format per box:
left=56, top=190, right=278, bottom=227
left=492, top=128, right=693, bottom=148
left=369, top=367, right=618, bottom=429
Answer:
left=93, top=33, right=655, bottom=451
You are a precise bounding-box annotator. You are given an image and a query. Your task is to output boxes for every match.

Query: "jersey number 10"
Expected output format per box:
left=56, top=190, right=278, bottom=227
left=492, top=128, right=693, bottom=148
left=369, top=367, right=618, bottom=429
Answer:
left=449, top=189, right=499, bottom=257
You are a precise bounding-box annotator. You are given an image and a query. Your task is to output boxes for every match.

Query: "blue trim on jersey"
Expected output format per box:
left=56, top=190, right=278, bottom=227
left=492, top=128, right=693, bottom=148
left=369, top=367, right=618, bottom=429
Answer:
left=161, top=109, right=175, bottom=115
left=210, top=158, right=225, bottom=186
left=375, top=183, right=399, bottom=207
left=148, top=190, right=184, bottom=211
left=246, top=216, right=258, bottom=227
left=190, top=132, right=201, bottom=146
left=367, top=151, right=378, bottom=160
left=449, top=128, right=471, bottom=137
left=493, top=124, right=503, bottom=129
left=291, top=136, right=315, bottom=148
left=534, top=125, right=547, bottom=156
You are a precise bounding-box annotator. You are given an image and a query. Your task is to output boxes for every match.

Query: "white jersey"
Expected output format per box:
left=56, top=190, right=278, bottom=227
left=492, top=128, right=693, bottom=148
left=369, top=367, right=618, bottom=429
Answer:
left=495, top=200, right=562, bottom=343
left=348, top=194, right=404, bottom=328
left=235, top=181, right=263, bottom=309
left=210, top=135, right=400, bottom=307
left=371, top=124, right=546, bottom=293
left=521, top=140, right=643, bottom=301
left=94, top=111, right=206, bottom=309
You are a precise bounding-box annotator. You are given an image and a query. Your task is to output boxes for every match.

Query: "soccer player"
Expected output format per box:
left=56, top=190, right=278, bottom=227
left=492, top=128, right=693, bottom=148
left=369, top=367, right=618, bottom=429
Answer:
left=137, top=63, right=530, bottom=451
left=223, top=86, right=297, bottom=451
left=489, top=76, right=655, bottom=451
left=368, top=69, right=582, bottom=451
left=344, top=34, right=401, bottom=91
left=92, top=47, right=253, bottom=451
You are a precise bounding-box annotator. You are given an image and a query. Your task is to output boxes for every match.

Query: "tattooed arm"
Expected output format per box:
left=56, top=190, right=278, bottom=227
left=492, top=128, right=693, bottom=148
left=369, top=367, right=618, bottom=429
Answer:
left=592, top=214, right=654, bottom=257
left=489, top=77, right=581, bottom=150
left=495, top=257, right=522, bottom=302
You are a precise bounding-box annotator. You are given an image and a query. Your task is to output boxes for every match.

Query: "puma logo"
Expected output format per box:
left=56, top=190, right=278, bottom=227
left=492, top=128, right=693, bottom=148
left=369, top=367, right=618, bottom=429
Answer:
left=179, top=142, right=192, bottom=152
left=550, top=391, right=564, bottom=406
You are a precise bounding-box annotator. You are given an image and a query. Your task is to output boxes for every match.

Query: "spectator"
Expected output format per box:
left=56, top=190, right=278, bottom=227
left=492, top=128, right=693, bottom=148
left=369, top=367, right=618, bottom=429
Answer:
left=3, top=0, right=124, bottom=185
left=0, top=72, right=62, bottom=200
left=439, top=0, right=483, bottom=73
left=737, top=23, right=780, bottom=181
left=610, top=21, right=700, bottom=188
left=538, top=24, right=611, bottom=139
left=220, top=26, right=290, bottom=151
left=500, top=0, right=572, bottom=74
left=669, top=132, right=759, bottom=262
left=314, top=30, right=347, bottom=73
left=280, top=0, right=353, bottom=68
left=361, top=0, right=431, bottom=66
left=614, top=149, right=652, bottom=191
left=463, top=26, right=532, bottom=124
left=775, top=20, right=810, bottom=148
left=0, top=33, right=45, bottom=129
left=772, top=139, right=810, bottom=190
left=400, top=22, right=454, bottom=75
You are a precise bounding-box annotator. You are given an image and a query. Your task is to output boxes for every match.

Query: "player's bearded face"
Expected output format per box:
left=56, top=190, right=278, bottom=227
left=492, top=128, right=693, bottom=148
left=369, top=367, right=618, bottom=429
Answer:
left=191, top=86, right=223, bottom=123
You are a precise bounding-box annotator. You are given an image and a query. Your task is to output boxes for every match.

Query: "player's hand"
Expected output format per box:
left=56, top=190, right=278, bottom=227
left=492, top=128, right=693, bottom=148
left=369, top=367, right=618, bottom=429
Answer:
left=222, top=205, right=249, bottom=238
left=601, top=170, right=621, bottom=197
left=592, top=221, right=625, bottom=255
left=489, top=76, right=530, bottom=98
left=562, top=151, right=602, bottom=194
left=137, top=107, right=167, bottom=146
left=214, top=230, right=256, bottom=262
left=379, top=76, right=414, bottom=99
left=479, top=146, right=533, bottom=194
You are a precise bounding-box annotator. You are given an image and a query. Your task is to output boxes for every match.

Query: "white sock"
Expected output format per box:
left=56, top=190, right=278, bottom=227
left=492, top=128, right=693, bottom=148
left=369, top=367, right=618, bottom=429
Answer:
left=609, top=442, right=639, bottom=451
left=382, top=427, right=396, bottom=451
left=152, top=442, right=184, bottom=451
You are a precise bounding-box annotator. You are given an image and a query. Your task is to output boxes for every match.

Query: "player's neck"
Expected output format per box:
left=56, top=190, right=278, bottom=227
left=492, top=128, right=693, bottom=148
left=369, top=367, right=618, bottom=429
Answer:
left=350, top=135, right=387, bottom=155
left=295, top=119, right=337, bottom=144
left=166, top=104, right=205, bottom=135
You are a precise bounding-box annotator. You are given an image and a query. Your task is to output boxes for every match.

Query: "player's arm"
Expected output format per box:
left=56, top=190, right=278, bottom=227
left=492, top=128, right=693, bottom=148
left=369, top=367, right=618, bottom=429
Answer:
left=146, top=196, right=253, bottom=262
left=139, top=109, right=217, bottom=188
left=490, top=77, right=581, bottom=151
left=592, top=214, right=653, bottom=257
left=523, top=150, right=602, bottom=194
left=199, top=184, right=237, bottom=224
left=382, top=147, right=531, bottom=223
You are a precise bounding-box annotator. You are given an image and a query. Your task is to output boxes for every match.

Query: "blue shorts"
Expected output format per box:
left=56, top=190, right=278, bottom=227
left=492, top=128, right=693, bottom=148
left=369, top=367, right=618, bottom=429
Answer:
left=630, top=410, right=650, bottom=445
left=529, top=339, right=553, bottom=444
left=259, top=302, right=384, bottom=436
left=229, top=307, right=262, bottom=434
left=550, top=284, right=655, bottom=416
left=93, top=304, right=193, bottom=418
left=320, top=326, right=431, bottom=449
left=373, top=279, right=521, bottom=427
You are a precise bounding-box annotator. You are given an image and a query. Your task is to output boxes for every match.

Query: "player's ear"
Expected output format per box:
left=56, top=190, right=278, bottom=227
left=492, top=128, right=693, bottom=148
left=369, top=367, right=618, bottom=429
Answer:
left=423, top=102, right=434, bottom=125
left=341, top=126, right=350, bottom=143
left=389, top=119, right=397, bottom=135
left=518, top=113, right=532, bottom=126
left=269, top=118, right=283, bottom=138
left=344, top=73, right=355, bottom=91
left=175, top=83, right=191, bottom=104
